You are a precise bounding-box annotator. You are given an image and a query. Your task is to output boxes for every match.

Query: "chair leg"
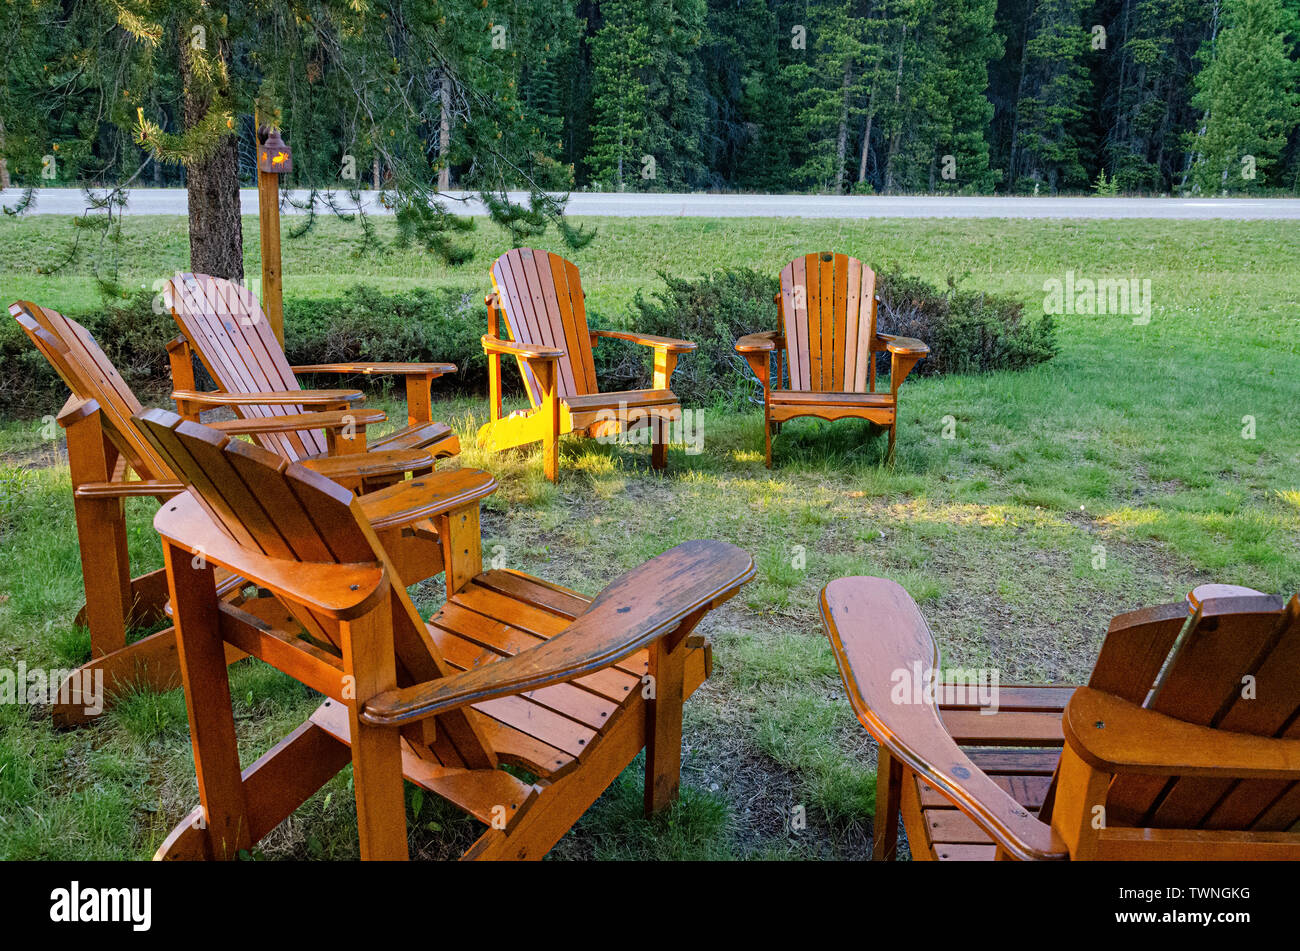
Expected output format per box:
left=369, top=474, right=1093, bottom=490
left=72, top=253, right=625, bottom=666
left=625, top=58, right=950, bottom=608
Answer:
left=72, top=494, right=132, bottom=658
left=165, top=543, right=252, bottom=860
left=651, top=417, right=667, bottom=470
left=339, top=592, right=409, bottom=860
left=543, top=429, right=559, bottom=482
left=887, top=421, right=897, bottom=462
left=873, top=748, right=903, bottom=861
left=764, top=408, right=774, bottom=469
left=644, top=634, right=687, bottom=815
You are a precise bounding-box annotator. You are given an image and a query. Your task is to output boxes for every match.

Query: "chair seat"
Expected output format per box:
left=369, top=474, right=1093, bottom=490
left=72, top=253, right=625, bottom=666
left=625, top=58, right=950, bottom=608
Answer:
left=770, top=390, right=895, bottom=407
left=910, top=686, right=1075, bottom=860
left=917, top=749, right=1062, bottom=860
left=423, top=570, right=661, bottom=778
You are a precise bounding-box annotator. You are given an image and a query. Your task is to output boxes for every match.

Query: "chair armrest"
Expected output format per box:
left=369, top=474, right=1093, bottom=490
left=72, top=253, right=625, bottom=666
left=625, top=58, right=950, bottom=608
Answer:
left=357, top=468, right=498, bottom=532
left=74, top=479, right=186, bottom=500
left=361, top=540, right=755, bottom=726
left=206, top=409, right=386, bottom=436
left=171, top=388, right=364, bottom=407
left=591, top=329, right=697, bottom=353
left=878, top=333, right=930, bottom=357
left=734, top=331, right=779, bottom=354
left=55, top=395, right=100, bottom=428
left=1065, top=687, right=1300, bottom=780
left=820, top=576, right=1067, bottom=861
left=481, top=335, right=564, bottom=361
left=292, top=362, right=458, bottom=378
left=154, top=492, right=387, bottom=621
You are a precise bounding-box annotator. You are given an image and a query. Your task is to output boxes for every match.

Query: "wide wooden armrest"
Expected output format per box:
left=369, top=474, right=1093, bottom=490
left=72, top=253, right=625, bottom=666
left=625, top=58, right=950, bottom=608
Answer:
left=481, top=335, right=564, bottom=361
left=357, top=468, right=498, bottom=532
left=206, top=408, right=386, bottom=436
left=734, top=331, right=779, bottom=354
left=820, top=576, right=1067, bottom=861
left=292, top=362, right=457, bottom=378
left=74, top=479, right=186, bottom=499
left=879, top=334, right=930, bottom=357
left=361, top=540, right=755, bottom=726
left=154, top=491, right=387, bottom=621
left=171, top=388, right=364, bottom=407
left=1065, top=687, right=1300, bottom=780
left=591, top=329, right=697, bottom=353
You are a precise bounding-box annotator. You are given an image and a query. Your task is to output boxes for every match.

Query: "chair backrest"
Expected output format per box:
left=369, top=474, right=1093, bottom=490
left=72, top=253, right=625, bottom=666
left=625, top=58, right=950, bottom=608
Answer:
left=135, top=408, right=497, bottom=766
left=777, top=252, right=878, bottom=393
left=11, top=300, right=171, bottom=482
left=490, top=248, right=598, bottom=404
left=164, top=273, right=325, bottom=460
left=1082, top=585, right=1300, bottom=832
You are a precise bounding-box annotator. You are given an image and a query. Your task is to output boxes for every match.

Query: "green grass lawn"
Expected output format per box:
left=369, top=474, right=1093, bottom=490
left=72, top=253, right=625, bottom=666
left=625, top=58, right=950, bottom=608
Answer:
left=0, top=213, right=1297, bottom=859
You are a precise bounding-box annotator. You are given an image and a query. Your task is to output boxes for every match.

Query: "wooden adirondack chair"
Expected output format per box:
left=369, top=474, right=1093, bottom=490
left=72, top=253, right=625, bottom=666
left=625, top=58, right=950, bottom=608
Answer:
left=10, top=300, right=442, bottom=725
left=164, top=273, right=461, bottom=470
left=821, top=576, right=1300, bottom=860
left=478, top=248, right=696, bottom=481
left=735, top=253, right=929, bottom=466
left=138, top=408, right=754, bottom=860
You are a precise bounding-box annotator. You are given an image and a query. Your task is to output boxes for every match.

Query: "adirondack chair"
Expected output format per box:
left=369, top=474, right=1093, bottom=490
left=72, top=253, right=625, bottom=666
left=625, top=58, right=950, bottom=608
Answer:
left=164, top=273, right=461, bottom=473
left=735, top=253, right=928, bottom=466
left=10, top=300, right=443, bottom=725
left=478, top=248, right=696, bottom=480
left=138, top=409, right=754, bottom=860
left=820, top=576, right=1300, bottom=860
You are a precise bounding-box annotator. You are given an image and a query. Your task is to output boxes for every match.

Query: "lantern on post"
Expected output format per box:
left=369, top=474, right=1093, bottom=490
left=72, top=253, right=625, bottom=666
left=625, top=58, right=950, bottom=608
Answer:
left=256, top=124, right=292, bottom=345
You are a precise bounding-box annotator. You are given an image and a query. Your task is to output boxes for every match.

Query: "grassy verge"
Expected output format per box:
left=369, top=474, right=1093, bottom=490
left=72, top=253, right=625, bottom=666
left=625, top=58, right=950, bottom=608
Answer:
left=0, top=214, right=1296, bottom=859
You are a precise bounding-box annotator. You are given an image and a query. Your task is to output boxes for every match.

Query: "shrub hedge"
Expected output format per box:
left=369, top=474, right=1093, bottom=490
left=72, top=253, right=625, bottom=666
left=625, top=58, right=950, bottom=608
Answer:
left=1, top=268, right=1056, bottom=416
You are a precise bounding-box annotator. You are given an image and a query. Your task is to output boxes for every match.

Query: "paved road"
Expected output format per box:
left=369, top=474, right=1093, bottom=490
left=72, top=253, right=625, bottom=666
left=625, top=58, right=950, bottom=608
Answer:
left=4, top=187, right=1297, bottom=219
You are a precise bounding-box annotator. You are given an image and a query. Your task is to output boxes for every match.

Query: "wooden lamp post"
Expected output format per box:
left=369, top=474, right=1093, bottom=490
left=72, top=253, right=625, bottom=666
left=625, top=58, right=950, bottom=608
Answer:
left=256, top=124, right=292, bottom=345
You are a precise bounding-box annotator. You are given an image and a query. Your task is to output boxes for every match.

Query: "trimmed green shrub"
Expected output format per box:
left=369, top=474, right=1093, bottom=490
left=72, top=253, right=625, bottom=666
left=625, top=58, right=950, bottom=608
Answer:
left=1, top=270, right=1056, bottom=417
left=282, top=284, right=488, bottom=390
left=1, top=289, right=175, bottom=416
left=875, top=273, right=1059, bottom=377
left=2, top=284, right=501, bottom=415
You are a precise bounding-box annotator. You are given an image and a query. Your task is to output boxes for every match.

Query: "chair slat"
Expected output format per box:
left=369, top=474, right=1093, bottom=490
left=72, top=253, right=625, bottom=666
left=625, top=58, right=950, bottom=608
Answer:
left=831, top=254, right=848, bottom=388
left=855, top=264, right=877, bottom=392
left=843, top=257, right=861, bottom=390
left=818, top=252, right=834, bottom=389
left=792, top=256, right=810, bottom=388
left=805, top=254, right=823, bottom=389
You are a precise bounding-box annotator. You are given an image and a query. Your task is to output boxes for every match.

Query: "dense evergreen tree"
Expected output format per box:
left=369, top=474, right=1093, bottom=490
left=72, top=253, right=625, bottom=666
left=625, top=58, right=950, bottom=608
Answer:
left=4, top=0, right=1299, bottom=209
left=1188, top=0, right=1300, bottom=193
left=1009, top=0, right=1093, bottom=193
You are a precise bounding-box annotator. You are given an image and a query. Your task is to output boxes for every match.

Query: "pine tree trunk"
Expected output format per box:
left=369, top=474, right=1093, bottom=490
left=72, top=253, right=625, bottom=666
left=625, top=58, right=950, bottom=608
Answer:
left=857, top=109, right=875, bottom=184
left=884, top=25, right=907, bottom=193
left=0, top=115, right=9, bottom=190
left=438, top=74, right=451, bottom=191
left=1007, top=6, right=1034, bottom=188
left=178, top=33, right=242, bottom=281
left=834, top=60, right=853, bottom=193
